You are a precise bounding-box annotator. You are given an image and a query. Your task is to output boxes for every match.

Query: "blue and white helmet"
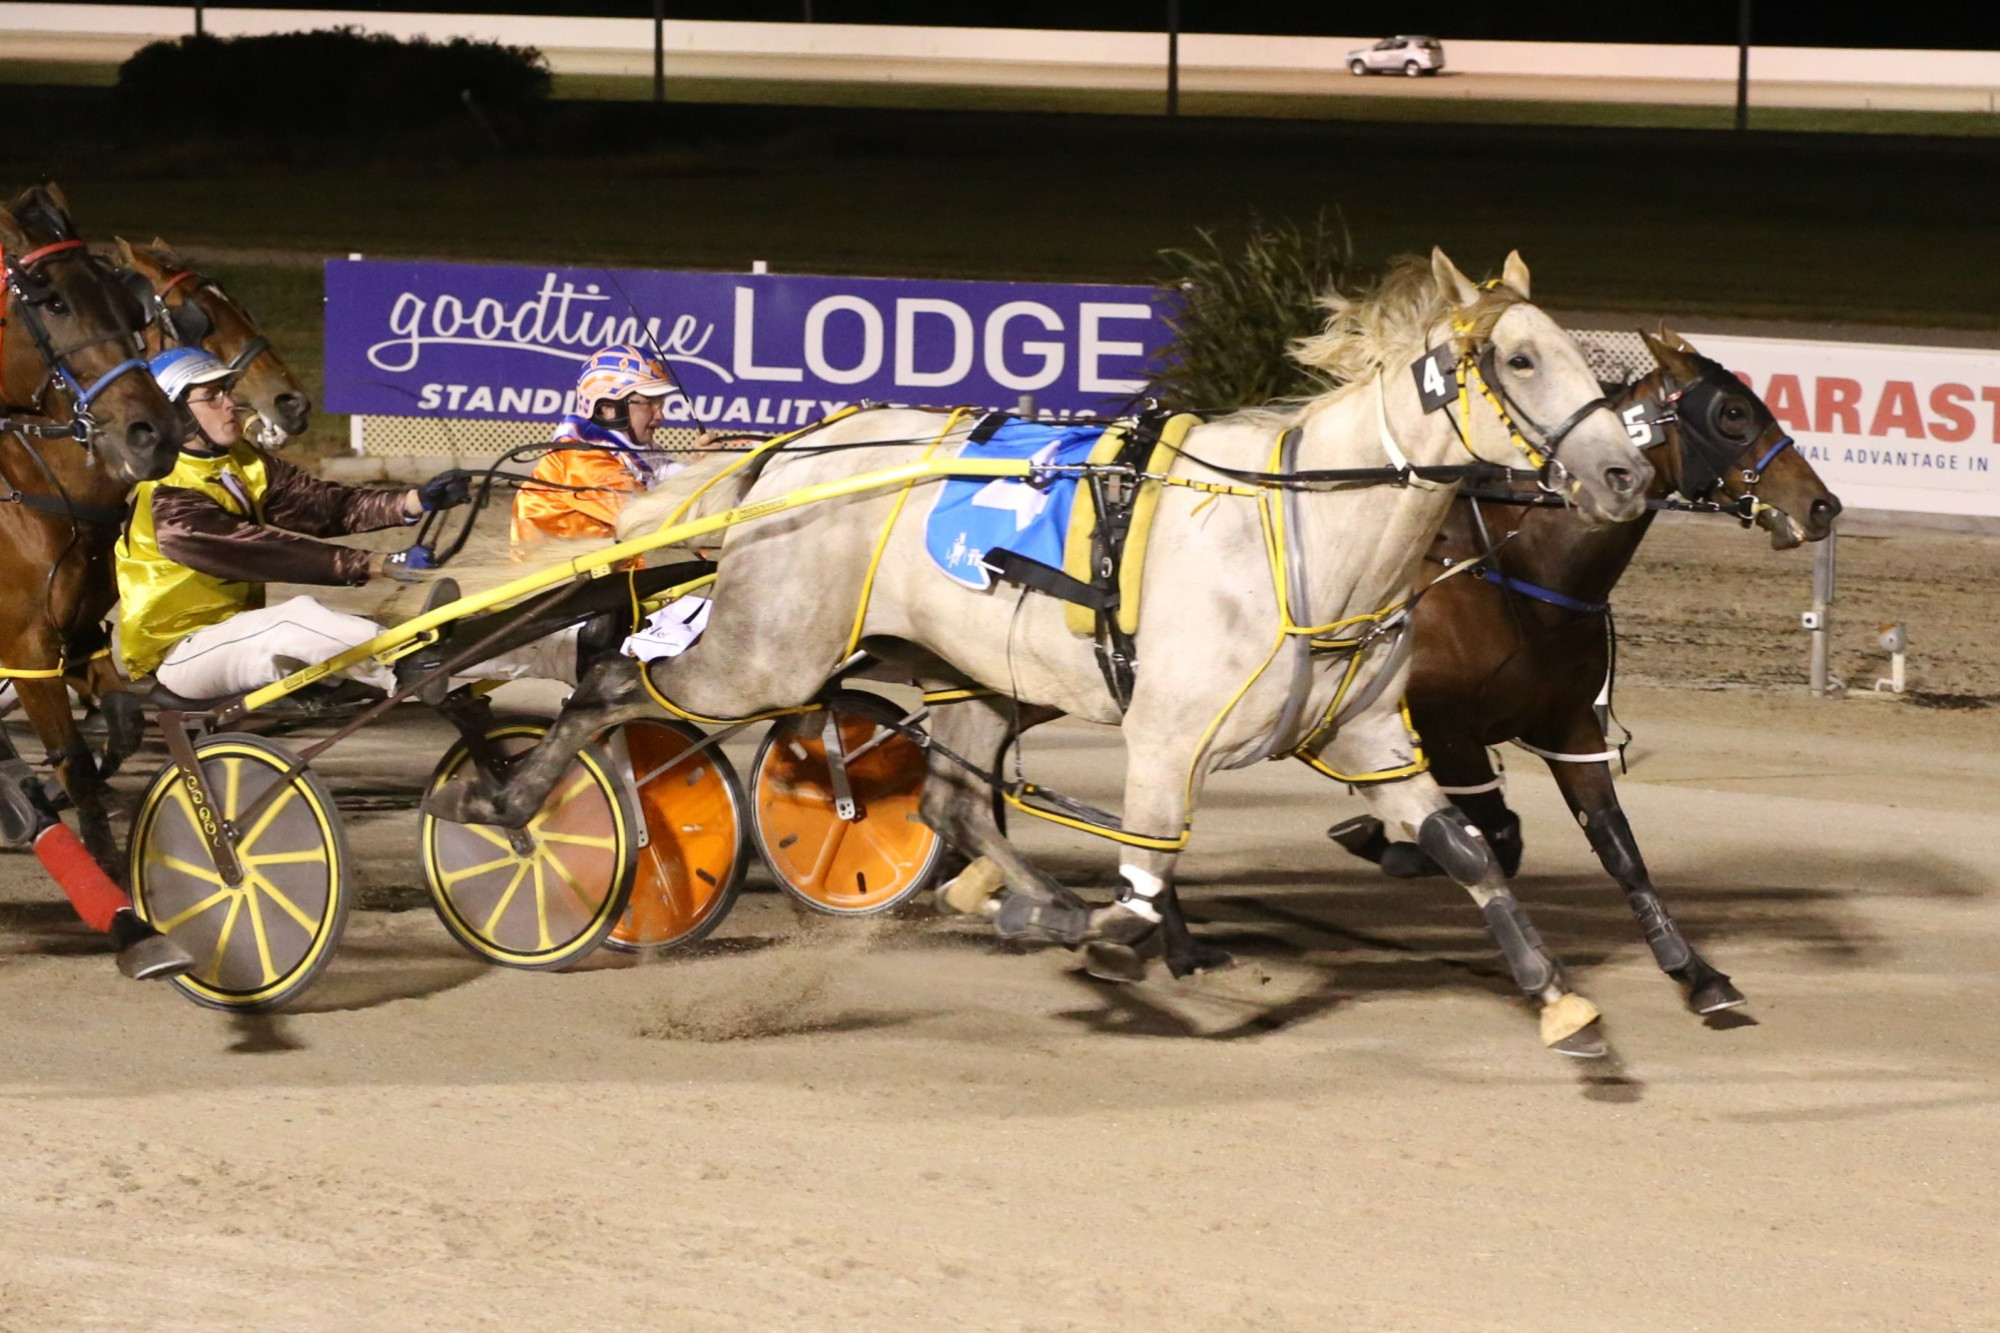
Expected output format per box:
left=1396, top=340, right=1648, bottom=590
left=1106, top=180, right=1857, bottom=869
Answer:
left=147, top=346, right=234, bottom=403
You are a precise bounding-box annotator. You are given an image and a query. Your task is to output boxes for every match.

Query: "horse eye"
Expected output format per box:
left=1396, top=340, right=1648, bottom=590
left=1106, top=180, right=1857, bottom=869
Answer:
left=1506, top=354, right=1532, bottom=371
left=46, top=297, right=68, bottom=316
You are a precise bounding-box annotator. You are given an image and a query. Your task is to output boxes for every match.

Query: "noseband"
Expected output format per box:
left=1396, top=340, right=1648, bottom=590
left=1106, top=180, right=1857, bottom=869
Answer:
left=1, top=239, right=154, bottom=441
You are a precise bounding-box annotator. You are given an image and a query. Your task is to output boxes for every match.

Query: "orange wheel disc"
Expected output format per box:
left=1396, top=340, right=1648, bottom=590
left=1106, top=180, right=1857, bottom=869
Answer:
left=750, top=691, right=943, bottom=915
left=604, top=718, right=747, bottom=952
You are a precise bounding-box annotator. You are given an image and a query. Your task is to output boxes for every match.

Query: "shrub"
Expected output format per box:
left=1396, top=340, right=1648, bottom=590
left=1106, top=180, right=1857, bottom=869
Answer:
left=116, top=28, right=550, bottom=144
left=1149, top=213, right=1356, bottom=411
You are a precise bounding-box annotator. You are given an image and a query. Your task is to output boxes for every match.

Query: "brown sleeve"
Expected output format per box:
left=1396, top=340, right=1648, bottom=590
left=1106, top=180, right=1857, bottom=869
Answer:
left=258, top=450, right=412, bottom=537
left=152, top=485, right=371, bottom=587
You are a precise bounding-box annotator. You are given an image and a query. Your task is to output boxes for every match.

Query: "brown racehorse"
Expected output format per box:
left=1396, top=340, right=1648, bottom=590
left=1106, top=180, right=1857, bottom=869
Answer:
left=0, top=185, right=184, bottom=870
left=1328, top=329, right=1840, bottom=1017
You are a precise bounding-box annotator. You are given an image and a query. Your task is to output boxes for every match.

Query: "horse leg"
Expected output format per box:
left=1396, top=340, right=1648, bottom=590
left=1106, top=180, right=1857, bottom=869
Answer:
left=14, top=676, right=118, bottom=876
left=1332, top=735, right=1524, bottom=879
left=1534, top=731, right=1745, bottom=1016
left=919, top=693, right=1090, bottom=940
left=422, top=655, right=665, bottom=828
left=1076, top=730, right=1232, bottom=983
left=1319, top=705, right=1605, bottom=1055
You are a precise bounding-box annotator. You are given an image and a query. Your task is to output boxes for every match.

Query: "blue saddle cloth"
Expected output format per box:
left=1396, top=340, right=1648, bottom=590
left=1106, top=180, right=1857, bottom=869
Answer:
left=925, top=419, right=1108, bottom=590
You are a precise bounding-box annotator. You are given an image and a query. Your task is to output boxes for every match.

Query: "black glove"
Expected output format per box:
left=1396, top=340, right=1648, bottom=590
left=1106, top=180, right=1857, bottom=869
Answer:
left=417, top=469, right=473, bottom=512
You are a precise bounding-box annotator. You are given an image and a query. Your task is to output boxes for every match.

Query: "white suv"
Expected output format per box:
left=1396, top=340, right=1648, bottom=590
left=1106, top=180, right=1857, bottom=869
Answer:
left=1347, top=35, right=1446, bottom=77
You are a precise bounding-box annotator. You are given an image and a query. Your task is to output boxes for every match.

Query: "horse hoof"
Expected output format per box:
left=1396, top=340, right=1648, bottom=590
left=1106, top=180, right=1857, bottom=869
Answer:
left=1379, top=842, right=1445, bottom=879
left=1326, top=814, right=1389, bottom=864
left=1086, top=901, right=1161, bottom=947
left=1083, top=941, right=1148, bottom=984
left=1689, top=973, right=1747, bottom=1016
left=993, top=891, right=1091, bottom=946
left=1166, top=943, right=1235, bottom=979
left=1539, top=991, right=1601, bottom=1047
left=1549, top=1021, right=1608, bottom=1059
left=421, top=777, right=497, bottom=827
left=935, top=855, right=1004, bottom=917
left=117, top=932, right=194, bottom=982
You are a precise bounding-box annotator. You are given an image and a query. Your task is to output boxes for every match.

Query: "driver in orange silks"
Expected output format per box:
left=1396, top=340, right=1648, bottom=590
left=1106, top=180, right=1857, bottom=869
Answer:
left=496, top=345, right=714, bottom=681
left=512, top=344, right=691, bottom=547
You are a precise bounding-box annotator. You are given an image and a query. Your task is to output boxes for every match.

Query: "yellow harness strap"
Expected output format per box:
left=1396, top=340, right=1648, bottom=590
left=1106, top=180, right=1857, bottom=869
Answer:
left=841, top=408, right=971, bottom=660
left=657, top=403, right=867, bottom=531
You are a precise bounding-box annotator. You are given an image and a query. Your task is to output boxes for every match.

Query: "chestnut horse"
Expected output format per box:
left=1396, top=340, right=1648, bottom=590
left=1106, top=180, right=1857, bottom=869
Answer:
left=0, top=185, right=184, bottom=869
left=0, top=187, right=309, bottom=872
left=1329, top=328, right=1840, bottom=1016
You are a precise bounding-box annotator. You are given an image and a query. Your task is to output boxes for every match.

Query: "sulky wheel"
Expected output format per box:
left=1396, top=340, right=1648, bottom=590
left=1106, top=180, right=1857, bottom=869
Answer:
left=750, top=690, right=944, bottom=915
left=419, top=719, right=638, bottom=970
left=129, top=733, right=352, bottom=1012
left=602, top=718, right=747, bottom=953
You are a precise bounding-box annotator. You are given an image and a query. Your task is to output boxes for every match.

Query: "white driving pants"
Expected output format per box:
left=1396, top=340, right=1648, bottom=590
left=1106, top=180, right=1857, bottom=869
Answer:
left=155, top=595, right=393, bottom=700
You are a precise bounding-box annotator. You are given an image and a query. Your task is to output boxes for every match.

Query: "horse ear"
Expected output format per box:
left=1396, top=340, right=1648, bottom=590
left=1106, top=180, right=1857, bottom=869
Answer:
left=0, top=204, right=25, bottom=251
left=1501, top=250, right=1531, bottom=299
left=149, top=236, right=181, bottom=260
left=119, top=236, right=166, bottom=279
left=1642, top=326, right=1699, bottom=380
left=1431, top=247, right=1479, bottom=310
left=42, top=182, right=72, bottom=219
left=1657, top=322, right=1699, bottom=355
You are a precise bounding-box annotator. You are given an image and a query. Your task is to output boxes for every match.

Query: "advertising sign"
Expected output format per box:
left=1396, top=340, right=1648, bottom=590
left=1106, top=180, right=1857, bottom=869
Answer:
left=1689, top=333, right=2000, bottom=518
left=323, top=258, right=1166, bottom=427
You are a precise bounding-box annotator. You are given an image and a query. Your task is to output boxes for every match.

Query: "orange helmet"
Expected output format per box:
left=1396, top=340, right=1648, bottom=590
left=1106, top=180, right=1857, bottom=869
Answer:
left=574, top=344, right=673, bottom=416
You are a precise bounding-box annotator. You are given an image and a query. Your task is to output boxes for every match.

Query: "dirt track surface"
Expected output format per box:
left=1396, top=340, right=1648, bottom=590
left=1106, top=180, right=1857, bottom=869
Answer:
left=5, top=522, right=2000, bottom=1330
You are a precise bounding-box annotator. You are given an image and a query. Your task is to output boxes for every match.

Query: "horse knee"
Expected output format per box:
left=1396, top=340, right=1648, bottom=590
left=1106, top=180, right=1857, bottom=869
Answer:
left=1415, top=806, right=1500, bottom=887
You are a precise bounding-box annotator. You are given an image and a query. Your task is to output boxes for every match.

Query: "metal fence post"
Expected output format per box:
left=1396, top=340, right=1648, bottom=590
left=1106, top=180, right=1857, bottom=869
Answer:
left=1166, top=0, right=1180, bottom=118
left=1808, top=523, right=1837, bottom=693
left=1734, top=0, right=1752, bottom=131
left=653, top=0, right=665, bottom=104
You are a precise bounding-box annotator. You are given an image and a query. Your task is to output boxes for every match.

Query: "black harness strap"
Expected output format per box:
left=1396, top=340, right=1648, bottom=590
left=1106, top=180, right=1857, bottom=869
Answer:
left=984, top=548, right=1114, bottom=610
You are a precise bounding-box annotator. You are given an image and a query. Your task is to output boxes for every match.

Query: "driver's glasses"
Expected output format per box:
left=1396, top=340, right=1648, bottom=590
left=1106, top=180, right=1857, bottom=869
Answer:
left=188, top=386, right=234, bottom=408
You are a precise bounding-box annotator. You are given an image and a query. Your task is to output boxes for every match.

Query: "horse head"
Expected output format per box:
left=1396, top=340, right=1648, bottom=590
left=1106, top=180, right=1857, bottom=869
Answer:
left=1432, top=248, right=1652, bottom=527
left=0, top=185, right=182, bottom=483
left=117, top=236, right=313, bottom=446
left=1638, top=327, right=1841, bottom=549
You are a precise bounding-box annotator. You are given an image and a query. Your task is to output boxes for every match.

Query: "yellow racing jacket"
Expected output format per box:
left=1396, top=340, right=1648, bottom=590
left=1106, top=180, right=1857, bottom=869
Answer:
left=116, top=443, right=410, bottom=678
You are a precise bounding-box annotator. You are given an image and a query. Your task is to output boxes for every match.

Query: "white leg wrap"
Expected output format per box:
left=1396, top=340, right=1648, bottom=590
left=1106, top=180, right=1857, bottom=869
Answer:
left=1118, top=865, right=1164, bottom=923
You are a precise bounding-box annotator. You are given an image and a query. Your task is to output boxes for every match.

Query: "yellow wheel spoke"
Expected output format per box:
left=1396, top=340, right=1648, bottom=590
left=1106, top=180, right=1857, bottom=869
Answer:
left=537, top=831, right=615, bottom=850
left=221, top=757, right=243, bottom=818
left=249, top=871, right=319, bottom=933
left=439, top=852, right=520, bottom=888
left=244, top=847, right=328, bottom=868
left=547, top=770, right=597, bottom=815
left=154, top=885, right=233, bottom=933
left=203, top=894, right=244, bottom=981
left=541, top=847, right=603, bottom=918
left=532, top=858, right=553, bottom=951
left=153, top=854, right=226, bottom=887
left=236, top=780, right=300, bottom=854
left=480, top=861, right=530, bottom=936
left=242, top=879, right=280, bottom=986
left=460, top=822, right=518, bottom=852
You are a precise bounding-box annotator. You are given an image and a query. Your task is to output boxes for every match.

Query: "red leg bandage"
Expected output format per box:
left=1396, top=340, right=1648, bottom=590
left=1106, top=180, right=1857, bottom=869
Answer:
left=34, top=822, right=132, bottom=934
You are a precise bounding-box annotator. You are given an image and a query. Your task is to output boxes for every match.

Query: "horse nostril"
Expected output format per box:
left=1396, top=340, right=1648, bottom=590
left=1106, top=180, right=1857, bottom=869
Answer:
left=1811, top=496, right=1842, bottom=520
left=127, top=421, right=159, bottom=453
left=1605, top=466, right=1639, bottom=496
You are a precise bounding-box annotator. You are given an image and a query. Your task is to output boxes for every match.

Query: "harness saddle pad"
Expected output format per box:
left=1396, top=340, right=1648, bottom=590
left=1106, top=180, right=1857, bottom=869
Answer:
left=924, top=419, right=1108, bottom=590
left=1059, top=412, right=1198, bottom=638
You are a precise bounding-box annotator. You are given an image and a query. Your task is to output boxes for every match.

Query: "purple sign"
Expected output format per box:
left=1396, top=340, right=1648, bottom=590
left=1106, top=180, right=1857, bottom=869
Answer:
left=323, top=259, right=1168, bottom=426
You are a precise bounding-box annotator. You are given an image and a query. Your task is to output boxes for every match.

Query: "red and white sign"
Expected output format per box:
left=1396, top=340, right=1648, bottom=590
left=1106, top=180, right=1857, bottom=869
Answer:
left=1686, top=333, right=2000, bottom=517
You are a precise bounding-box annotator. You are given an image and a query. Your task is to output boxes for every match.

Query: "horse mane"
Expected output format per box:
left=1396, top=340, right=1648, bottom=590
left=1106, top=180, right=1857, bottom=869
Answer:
left=1289, top=254, right=1520, bottom=387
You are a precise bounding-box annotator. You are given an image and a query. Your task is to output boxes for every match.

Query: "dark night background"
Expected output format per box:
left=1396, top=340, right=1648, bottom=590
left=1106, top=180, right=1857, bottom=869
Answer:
left=50, top=1, right=2000, bottom=51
